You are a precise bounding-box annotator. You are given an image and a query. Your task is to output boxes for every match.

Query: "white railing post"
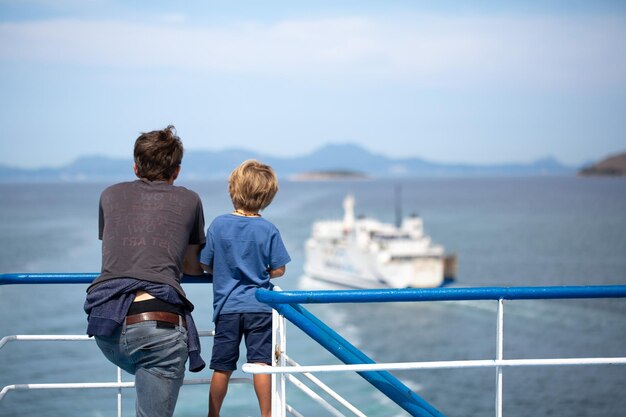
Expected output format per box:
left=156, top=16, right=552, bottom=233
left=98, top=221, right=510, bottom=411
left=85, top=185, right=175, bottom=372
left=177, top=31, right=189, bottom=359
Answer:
left=272, top=305, right=287, bottom=417
left=117, top=367, right=123, bottom=417
left=495, top=298, right=504, bottom=417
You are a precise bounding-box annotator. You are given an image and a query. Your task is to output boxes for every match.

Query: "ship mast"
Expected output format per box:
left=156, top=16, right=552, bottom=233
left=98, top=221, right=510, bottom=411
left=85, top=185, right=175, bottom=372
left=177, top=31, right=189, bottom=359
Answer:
left=395, top=185, right=402, bottom=228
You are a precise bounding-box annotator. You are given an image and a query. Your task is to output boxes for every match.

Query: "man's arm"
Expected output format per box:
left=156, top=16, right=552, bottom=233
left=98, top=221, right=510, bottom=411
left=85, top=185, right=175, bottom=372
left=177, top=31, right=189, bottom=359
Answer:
left=200, top=263, right=213, bottom=274
left=269, top=265, right=286, bottom=279
left=183, top=244, right=204, bottom=276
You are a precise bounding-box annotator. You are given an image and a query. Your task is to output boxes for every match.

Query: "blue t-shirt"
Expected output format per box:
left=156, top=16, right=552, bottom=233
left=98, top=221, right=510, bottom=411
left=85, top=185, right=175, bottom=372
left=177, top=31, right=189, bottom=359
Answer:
left=200, top=214, right=291, bottom=321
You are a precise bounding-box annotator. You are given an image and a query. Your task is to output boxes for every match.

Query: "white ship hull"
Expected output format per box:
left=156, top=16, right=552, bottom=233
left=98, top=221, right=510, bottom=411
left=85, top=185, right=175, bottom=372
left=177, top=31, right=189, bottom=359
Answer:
left=304, top=240, right=445, bottom=289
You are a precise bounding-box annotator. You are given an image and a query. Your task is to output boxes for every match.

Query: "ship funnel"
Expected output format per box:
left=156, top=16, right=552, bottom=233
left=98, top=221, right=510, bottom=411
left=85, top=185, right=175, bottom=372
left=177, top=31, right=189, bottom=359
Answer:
left=343, top=194, right=355, bottom=233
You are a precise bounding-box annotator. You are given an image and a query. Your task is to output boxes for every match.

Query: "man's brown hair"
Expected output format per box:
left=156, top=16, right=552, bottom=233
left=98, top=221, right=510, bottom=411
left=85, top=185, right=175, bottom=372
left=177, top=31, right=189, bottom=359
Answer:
left=229, top=159, right=279, bottom=212
left=134, top=125, right=183, bottom=181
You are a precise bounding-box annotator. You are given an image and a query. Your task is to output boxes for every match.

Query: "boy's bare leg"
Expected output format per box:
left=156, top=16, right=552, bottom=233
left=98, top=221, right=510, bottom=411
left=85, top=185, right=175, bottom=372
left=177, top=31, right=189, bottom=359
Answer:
left=253, top=364, right=271, bottom=417
left=208, top=370, right=232, bottom=417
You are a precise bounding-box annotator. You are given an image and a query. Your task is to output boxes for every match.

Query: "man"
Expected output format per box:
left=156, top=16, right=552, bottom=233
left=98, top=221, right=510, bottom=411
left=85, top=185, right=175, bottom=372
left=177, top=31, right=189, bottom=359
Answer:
left=84, top=125, right=206, bottom=417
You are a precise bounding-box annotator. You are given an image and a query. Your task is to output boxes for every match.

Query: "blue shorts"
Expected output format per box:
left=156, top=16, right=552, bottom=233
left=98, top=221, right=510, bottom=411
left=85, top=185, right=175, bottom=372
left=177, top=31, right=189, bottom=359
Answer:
left=210, top=313, right=272, bottom=371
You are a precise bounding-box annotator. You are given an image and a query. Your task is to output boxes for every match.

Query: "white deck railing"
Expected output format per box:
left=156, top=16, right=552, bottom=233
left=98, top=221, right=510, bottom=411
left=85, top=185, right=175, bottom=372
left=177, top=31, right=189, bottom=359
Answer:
left=0, top=331, right=251, bottom=417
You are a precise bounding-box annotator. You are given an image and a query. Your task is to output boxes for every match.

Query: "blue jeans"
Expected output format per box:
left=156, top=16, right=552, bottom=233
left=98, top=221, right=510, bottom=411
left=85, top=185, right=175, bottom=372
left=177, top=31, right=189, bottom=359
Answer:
left=95, top=320, right=188, bottom=417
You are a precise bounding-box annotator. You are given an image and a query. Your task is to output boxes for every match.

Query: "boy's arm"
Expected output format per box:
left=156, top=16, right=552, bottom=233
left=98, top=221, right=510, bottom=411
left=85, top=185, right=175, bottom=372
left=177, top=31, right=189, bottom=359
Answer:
left=183, top=244, right=204, bottom=276
left=268, top=265, right=286, bottom=279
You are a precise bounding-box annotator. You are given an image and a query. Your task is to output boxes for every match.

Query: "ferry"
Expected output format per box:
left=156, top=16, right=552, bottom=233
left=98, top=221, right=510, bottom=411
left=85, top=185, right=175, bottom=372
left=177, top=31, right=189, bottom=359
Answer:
left=303, top=195, right=456, bottom=289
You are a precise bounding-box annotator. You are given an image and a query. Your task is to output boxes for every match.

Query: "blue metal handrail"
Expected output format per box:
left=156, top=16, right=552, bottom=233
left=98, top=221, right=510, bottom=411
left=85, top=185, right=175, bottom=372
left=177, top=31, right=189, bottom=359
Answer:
left=256, top=285, right=626, bottom=304
left=0, top=272, right=213, bottom=285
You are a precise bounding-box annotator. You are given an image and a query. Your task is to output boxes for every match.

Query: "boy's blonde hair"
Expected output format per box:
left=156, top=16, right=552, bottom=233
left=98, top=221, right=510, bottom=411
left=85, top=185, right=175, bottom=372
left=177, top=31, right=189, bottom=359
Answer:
left=229, top=159, right=279, bottom=212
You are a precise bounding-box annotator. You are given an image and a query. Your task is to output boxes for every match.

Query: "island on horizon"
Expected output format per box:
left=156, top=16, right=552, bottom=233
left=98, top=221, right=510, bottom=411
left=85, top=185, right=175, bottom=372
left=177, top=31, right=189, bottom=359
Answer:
left=578, top=151, right=626, bottom=177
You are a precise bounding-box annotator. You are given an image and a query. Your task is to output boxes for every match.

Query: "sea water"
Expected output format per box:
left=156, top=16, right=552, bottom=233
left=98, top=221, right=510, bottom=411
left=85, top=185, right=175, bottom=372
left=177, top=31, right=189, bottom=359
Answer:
left=1, top=177, right=625, bottom=417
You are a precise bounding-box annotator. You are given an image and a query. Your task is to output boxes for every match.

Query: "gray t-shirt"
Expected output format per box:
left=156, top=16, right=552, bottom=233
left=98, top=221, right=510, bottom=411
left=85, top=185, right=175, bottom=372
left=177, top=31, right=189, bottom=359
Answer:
left=89, top=179, right=205, bottom=298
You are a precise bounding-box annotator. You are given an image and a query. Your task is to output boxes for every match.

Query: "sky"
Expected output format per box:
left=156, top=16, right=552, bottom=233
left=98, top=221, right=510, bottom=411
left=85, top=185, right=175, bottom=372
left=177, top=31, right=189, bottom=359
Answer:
left=1, top=0, right=625, bottom=169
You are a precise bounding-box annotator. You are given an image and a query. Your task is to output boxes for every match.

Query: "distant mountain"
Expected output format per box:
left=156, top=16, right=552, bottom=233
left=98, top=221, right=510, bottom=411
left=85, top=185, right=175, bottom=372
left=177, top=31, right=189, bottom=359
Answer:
left=0, top=156, right=134, bottom=182
left=578, top=151, right=626, bottom=176
left=0, top=143, right=577, bottom=182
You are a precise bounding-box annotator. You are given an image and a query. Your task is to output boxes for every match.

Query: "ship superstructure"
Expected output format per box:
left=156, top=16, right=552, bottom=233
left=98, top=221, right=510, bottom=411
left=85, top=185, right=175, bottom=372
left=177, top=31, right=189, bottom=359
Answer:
left=304, top=195, right=449, bottom=288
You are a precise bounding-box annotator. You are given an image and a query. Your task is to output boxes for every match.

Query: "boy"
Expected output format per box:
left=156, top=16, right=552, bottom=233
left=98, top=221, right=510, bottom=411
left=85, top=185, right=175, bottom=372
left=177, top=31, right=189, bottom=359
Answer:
left=200, top=159, right=291, bottom=417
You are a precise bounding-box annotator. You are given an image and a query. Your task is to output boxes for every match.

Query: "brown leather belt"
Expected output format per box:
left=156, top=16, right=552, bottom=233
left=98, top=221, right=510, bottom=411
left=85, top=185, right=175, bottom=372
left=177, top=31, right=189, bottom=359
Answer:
left=126, top=311, right=186, bottom=329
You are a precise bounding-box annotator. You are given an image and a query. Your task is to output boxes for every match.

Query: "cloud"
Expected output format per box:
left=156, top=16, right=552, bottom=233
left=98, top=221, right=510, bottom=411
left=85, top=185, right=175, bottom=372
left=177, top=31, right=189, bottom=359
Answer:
left=1, top=14, right=625, bottom=89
